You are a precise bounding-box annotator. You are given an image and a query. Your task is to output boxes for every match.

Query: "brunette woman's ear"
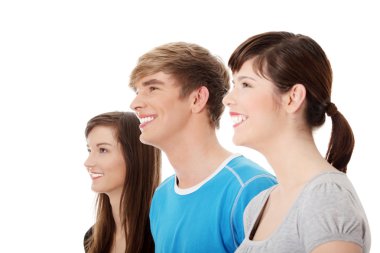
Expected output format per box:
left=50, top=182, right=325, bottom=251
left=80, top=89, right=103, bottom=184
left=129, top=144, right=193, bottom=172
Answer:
left=283, top=83, right=306, bottom=114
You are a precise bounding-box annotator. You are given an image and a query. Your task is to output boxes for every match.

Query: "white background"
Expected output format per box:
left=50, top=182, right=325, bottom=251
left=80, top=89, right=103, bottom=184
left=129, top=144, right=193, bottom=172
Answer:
left=0, top=0, right=378, bottom=252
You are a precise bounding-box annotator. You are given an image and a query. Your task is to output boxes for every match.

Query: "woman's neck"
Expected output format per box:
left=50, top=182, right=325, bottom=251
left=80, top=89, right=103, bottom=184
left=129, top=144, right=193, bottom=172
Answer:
left=108, top=192, right=122, bottom=230
left=108, top=192, right=126, bottom=253
left=263, top=130, right=336, bottom=191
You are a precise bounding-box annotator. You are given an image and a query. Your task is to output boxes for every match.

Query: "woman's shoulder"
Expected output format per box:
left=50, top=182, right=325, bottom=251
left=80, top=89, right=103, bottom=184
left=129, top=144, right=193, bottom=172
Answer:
left=298, top=171, right=371, bottom=252
left=306, top=170, right=356, bottom=193
left=298, top=170, right=369, bottom=232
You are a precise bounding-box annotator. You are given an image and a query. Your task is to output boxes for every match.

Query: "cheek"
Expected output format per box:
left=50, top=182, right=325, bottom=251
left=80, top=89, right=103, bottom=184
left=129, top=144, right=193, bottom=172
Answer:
left=111, top=161, right=126, bottom=186
left=246, top=96, right=278, bottom=129
left=254, top=93, right=277, bottom=111
left=114, top=158, right=126, bottom=174
left=166, top=104, right=191, bottom=124
left=244, top=96, right=271, bottom=113
left=119, top=166, right=127, bottom=181
left=107, top=153, right=126, bottom=174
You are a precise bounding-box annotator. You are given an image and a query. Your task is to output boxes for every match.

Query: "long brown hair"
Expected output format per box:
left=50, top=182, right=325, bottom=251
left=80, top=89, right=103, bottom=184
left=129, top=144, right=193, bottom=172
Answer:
left=84, top=111, right=161, bottom=253
left=228, top=31, right=354, bottom=173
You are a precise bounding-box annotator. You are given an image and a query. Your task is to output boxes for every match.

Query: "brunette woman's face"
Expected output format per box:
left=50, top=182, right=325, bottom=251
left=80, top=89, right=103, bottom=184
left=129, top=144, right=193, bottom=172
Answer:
left=84, top=126, right=126, bottom=197
left=223, top=59, right=284, bottom=151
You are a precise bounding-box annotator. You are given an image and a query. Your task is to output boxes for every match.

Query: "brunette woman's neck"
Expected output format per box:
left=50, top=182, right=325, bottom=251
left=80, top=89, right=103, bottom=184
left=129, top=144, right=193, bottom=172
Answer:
left=264, top=130, right=336, bottom=190
left=108, top=193, right=126, bottom=253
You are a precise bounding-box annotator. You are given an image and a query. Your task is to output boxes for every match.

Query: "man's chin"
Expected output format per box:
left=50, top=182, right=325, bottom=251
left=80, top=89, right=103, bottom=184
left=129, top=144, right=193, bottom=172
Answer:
left=140, top=134, right=156, bottom=146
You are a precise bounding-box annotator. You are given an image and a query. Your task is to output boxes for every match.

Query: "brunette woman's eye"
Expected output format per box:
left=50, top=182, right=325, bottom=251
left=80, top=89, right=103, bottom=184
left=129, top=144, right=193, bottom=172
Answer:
left=99, top=148, right=108, bottom=153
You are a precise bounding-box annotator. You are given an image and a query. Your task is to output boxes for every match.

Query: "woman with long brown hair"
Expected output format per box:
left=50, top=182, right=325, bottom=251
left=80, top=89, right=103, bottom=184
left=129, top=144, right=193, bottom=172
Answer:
left=83, top=111, right=161, bottom=253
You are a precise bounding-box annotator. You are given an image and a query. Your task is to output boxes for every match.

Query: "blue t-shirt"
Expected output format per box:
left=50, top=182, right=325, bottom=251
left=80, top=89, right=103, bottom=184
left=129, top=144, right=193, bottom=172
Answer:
left=150, top=154, right=277, bottom=253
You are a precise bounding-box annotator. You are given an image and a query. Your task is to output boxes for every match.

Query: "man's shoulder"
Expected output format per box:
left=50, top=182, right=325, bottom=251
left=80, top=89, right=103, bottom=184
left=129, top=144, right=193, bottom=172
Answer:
left=155, top=174, right=175, bottom=192
left=225, top=155, right=276, bottom=185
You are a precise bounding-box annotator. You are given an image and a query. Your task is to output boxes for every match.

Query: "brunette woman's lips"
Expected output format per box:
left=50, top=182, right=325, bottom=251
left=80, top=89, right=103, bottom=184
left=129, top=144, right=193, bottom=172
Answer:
left=89, top=172, right=104, bottom=179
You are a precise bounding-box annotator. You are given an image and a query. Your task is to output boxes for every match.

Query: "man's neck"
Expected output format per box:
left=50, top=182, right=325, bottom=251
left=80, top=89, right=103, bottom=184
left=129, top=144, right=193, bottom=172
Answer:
left=164, top=132, right=232, bottom=188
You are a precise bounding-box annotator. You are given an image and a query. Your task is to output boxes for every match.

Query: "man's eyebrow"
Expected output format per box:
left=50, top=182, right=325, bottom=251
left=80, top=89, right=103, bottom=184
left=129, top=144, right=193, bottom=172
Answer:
left=142, top=78, right=165, bottom=86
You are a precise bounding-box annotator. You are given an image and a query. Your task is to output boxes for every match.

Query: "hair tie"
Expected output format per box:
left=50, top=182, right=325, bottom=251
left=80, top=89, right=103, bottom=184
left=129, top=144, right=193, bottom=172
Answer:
left=326, top=102, right=338, bottom=117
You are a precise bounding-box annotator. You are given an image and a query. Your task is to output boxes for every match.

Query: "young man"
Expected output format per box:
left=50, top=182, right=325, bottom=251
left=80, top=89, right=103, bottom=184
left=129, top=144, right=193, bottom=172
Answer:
left=129, top=42, right=277, bottom=253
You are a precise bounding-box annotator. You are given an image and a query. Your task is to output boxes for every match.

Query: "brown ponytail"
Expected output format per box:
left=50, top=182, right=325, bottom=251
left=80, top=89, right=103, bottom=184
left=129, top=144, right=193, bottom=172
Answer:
left=325, top=104, right=355, bottom=173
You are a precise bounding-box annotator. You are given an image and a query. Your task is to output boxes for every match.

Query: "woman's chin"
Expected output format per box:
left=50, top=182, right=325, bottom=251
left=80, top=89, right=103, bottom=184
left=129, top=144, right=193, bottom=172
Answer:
left=232, top=134, right=246, bottom=147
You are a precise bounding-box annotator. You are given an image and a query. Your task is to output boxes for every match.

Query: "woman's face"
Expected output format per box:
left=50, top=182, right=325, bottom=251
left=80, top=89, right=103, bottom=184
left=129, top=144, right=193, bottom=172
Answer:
left=84, top=125, right=126, bottom=197
left=223, top=59, right=285, bottom=151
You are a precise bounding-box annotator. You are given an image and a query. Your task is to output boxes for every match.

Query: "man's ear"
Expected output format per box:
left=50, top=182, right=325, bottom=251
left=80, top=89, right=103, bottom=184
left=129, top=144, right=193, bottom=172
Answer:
left=190, top=86, right=209, bottom=113
left=283, top=84, right=306, bottom=113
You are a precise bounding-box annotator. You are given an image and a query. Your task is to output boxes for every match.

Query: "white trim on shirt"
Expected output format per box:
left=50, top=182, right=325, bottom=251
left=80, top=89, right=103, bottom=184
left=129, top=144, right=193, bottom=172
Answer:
left=174, top=153, right=241, bottom=195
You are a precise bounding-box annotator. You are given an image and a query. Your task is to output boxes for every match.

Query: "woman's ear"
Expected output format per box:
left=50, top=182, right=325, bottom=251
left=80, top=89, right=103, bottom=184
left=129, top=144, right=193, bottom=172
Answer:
left=190, top=86, right=209, bottom=113
left=283, top=84, right=306, bottom=113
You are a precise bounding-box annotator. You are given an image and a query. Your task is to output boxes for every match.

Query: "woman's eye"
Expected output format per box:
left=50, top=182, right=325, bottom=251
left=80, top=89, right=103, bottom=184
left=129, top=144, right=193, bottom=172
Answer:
left=99, top=148, right=107, bottom=153
left=242, top=82, right=250, bottom=88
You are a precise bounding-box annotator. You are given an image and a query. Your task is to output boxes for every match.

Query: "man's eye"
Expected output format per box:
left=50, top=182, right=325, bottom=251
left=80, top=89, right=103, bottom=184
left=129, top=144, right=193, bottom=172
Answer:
left=149, top=86, right=158, bottom=92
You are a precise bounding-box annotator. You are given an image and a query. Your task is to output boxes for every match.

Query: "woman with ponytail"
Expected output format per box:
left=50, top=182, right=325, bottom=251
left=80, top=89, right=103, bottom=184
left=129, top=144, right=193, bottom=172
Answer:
left=83, top=111, right=161, bottom=253
left=223, top=31, right=370, bottom=253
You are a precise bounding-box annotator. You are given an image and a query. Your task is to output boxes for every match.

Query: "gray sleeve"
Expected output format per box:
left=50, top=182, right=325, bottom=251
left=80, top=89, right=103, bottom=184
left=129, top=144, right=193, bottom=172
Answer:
left=299, top=182, right=367, bottom=253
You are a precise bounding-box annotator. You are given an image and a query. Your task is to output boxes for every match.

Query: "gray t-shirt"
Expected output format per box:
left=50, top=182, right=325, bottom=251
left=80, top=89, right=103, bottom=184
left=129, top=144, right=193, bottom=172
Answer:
left=236, top=171, right=371, bottom=253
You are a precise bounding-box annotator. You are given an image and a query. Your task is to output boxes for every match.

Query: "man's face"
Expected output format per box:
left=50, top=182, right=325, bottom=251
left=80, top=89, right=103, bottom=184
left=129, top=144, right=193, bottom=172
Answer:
left=130, top=72, right=192, bottom=150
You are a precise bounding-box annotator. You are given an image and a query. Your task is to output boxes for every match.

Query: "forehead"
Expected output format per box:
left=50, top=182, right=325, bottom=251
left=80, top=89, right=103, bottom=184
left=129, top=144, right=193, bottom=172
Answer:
left=233, top=61, right=256, bottom=78
left=232, top=59, right=267, bottom=81
left=134, top=72, right=178, bottom=89
left=87, top=126, right=117, bottom=144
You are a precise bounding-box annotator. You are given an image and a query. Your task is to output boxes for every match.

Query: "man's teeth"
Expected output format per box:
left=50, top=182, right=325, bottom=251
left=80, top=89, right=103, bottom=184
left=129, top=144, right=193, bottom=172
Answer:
left=232, top=115, right=247, bottom=125
left=140, top=116, right=154, bottom=124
